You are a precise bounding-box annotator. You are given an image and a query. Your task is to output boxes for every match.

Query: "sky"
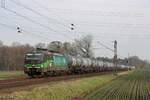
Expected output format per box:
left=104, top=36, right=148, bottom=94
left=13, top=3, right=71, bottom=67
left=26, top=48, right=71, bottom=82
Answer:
left=0, top=0, right=150, bottom=60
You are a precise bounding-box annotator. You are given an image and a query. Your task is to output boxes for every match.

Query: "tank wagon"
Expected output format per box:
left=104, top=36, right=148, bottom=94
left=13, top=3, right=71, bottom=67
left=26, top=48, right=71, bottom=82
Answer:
left=24, top=51, right=128, bottom=77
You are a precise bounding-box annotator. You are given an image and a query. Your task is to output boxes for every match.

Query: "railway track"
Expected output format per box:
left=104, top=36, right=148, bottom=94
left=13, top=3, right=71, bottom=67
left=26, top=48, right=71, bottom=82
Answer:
left=0, top=72, right=112, bottom=93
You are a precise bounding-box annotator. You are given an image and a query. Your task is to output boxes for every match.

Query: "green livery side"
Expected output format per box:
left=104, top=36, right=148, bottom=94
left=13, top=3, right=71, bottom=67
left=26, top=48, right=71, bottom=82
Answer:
left=53, top=54, right=68, bottom=69
left=24, top=52, right=69, bottom=76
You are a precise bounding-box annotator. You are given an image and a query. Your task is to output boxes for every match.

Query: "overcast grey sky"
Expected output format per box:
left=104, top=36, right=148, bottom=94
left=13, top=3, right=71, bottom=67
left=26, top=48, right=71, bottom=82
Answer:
left=0, top=0, right=150, bottom=60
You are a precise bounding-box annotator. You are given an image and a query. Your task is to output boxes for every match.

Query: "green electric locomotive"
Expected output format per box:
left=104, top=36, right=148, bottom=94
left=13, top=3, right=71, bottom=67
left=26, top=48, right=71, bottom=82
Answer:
left=24, top=51, right=69, bottom=77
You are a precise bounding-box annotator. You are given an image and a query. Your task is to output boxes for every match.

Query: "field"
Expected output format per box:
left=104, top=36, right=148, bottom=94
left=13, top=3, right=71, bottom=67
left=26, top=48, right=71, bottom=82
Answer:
left=0, top=72, right=129, bottom=100
left=84, top=69, right=150, bottom=100
left=0, top=71, right=24, bottom=80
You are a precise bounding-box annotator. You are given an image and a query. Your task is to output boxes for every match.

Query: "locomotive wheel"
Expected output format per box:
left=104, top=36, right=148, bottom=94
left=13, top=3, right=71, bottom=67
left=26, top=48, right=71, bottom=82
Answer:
left=28, top=73, right=36, bottom=78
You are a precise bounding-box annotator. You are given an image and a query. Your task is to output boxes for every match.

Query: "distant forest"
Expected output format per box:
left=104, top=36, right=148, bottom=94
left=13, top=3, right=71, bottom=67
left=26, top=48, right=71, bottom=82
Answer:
left=0, top=39, right=149, bottom=71
left=0, top=41, right=34, bottom=70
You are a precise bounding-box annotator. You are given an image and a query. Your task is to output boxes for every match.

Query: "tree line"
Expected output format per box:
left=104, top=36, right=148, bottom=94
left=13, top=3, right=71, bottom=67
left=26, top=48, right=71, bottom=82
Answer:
left=0, top=35, right=149, bottom=71
left=0, top=35, right=93, bottom=71
left=0, top=41, right=34, bottom=71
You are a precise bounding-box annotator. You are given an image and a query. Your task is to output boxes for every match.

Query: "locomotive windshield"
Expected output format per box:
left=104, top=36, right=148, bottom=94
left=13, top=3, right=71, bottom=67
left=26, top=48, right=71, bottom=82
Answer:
left=25, top=53, right=43, bottom=64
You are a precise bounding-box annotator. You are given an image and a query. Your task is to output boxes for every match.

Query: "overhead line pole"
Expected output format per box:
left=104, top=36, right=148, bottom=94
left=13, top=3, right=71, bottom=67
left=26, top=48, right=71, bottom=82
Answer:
left=97, top=41, right=118, bottom=75
left=113, top=40, right=118, bottom=75
left=128, top=53, right=130, bottom=71
left=1, top=0, right=5, bottom=8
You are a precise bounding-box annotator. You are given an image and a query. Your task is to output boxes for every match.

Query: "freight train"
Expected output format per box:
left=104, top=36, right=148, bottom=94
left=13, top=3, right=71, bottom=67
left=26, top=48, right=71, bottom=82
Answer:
left=24, top=50, right=129, bottom=77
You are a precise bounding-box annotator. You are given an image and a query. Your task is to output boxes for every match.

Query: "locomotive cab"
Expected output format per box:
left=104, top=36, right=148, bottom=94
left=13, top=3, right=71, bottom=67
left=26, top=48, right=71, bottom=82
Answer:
left=24, top=51, right=53, bottom=77
left=25, top=53, right=44, bottom=66
left=24, top=52, right=44, bottom=76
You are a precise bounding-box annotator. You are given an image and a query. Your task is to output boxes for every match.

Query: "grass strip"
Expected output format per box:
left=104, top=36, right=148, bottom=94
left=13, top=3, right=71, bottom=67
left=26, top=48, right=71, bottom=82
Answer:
left=1, top=72, right=128, bottom=100
left=84, top=69, right=150, bottom=100
left=0, top=71, right=24, bottom=80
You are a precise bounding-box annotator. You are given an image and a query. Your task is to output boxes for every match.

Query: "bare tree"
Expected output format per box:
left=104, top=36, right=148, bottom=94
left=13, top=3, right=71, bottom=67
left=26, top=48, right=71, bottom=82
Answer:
left=62, top=42, right=72, bottom=54
left=0, top=40, right=3, bottom=47
left=0, top=41, right=34, bottom=71
left=35, top=43, right=46, bottom=49
left=12, top=42, right=21, bottom=47
left=74, top=35, right=93, bottom=58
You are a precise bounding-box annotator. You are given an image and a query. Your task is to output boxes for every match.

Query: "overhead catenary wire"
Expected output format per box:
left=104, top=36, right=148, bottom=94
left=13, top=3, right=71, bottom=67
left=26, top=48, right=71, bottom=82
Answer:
left=0, top=11, right=77, bottom=40
left=3, top=7, right=58, bottom=33
left=30, top=0, right=71, bottom=25
left=0, top=22, right=16, bottom=30
left=0, top=23, right=46, bottom=41
left=0, top=22, right=59, bottom=42
left=1, top=1, right=149, bottom=40
left=44, top=8, right=145, bottom=18
left=97, top=41, right=126, bottom=59
left=29, top=0, right=149, bottom=39
left=0, top=0, right=148, bottom=54
left=97, top=41, right=114, bottom=52
left=73, top=22, right=150, bottom=29
left=0, top=12, right=74, bottom=40
left=0, top=0, right=74, bottom=38
left=94, top=34, right=150, bottom=39
left=1, top=7, right=74, bottom=39
left=77, top=30, right=150, bottom=39
left=10, top=0, right=70, bottom=29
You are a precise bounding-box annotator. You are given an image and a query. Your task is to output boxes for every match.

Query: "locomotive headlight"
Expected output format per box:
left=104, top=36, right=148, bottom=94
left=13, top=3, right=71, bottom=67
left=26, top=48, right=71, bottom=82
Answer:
left=32, top=64, right=35, bottom=67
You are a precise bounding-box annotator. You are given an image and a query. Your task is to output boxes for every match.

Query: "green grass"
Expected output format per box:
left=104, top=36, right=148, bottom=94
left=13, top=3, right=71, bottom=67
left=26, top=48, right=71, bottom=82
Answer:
left=7, top=72, right=128, bottom=100
left=84, top=69, right=150, bottom=100
left=0, top=71, right=24, bottom=80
